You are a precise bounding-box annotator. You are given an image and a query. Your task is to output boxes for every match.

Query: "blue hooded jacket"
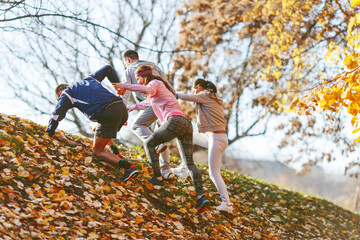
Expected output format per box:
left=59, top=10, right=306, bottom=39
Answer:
left=46, top=65, right=122, bottom=134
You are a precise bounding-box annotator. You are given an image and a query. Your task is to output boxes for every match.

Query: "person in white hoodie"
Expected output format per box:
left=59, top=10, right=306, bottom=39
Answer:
left=173, top=78, right=234, bottom=213
left=121, top=50, right=172, bottom=179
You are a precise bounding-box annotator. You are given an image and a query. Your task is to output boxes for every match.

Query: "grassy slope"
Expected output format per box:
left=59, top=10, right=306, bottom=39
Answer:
left=0, top=113, right=359, bottom=240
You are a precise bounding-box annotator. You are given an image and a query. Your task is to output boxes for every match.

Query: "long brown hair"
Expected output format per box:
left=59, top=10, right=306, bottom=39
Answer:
left=193, top=78, right=221, bottom=105
left=135, top=65, right=175, bottom=96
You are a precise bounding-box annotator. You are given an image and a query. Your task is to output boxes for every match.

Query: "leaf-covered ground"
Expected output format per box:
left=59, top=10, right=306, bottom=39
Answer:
left=0, top=113, right=359, bottom=239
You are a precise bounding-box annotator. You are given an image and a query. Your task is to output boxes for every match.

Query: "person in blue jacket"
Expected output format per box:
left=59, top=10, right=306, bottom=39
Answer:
left=46, top=65, right=139, bottom=182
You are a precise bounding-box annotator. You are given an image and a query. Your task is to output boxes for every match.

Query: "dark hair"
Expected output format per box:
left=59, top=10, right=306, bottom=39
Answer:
left=135, top=65, right=175, bottom=96
left=193, top=78, right=220, bottom=104
left=55, top=84, right=69, bottom=101
left=123, top=49, right=139, bottom=60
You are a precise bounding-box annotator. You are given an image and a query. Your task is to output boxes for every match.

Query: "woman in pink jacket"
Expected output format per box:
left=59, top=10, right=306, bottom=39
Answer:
left=113, top=65, right=209, bottom=211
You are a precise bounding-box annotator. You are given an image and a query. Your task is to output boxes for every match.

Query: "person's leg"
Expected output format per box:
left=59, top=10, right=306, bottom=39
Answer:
left=132, top=107, right=170, bottom=171
left=144, top=121, right=178, bottom=178
left=177, top=135, right=204, bottom=197
left=193, top=132, right=209, bottom=148
left=208, top=133, right=231, bottom=205
left=131, top=108, right=156, bottom=142
left=173, top=117, right=209, bottom=209
left=172, top=132, right=209, bottom=178
left=166, top=116, right=204, bottom=197
left=94, top=102, right=133, bottom=169
left=93, top=124, right=119, bottom=155
left=153, top=121, right=171, bottom=172
left=93, top=135, right=129, bottom=166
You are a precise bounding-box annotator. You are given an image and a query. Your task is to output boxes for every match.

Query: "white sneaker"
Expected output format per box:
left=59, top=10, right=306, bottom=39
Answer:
left=155, top=144, right=167, bottom=156
left=161, top=169, right=172, bottom=179
left=171, top=166, right=189, bottom=179
left=216, top=202, right=234, bottom=213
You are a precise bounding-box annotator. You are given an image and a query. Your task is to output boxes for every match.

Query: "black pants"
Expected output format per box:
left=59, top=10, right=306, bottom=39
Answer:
left=144, top=115, right=204, bottom=196
left=95, top=101, right=128, bottom=139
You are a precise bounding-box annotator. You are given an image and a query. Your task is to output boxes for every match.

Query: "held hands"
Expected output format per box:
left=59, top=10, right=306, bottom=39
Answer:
left=112, top=82, right=122, bottom=89
left=117, top=88, right=126, bottom=96
left=112, top=83, right=126, bottom=95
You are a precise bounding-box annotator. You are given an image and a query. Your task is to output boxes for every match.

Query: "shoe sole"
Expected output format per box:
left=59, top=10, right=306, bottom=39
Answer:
left=172, top=172, right=189, bottom=180
left=162, top=172, right=172, bottom=179
left=196, top=199, right=210, bottom=212
left=218, top=209, right=233, bottom=214
left=123, top=170, right=139, bottom=182
left=156, top=145, right=167, bottom=156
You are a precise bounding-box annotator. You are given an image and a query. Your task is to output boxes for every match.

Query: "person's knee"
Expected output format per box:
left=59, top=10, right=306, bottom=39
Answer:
left=131, top=121, right=138, bottom=131
left=144, top=138, right=156, bottom=149
left=92, top=148, right=102, bottom=158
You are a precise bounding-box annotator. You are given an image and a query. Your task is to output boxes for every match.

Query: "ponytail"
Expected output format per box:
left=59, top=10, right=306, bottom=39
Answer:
left=193, top=78, right=220, bottom=104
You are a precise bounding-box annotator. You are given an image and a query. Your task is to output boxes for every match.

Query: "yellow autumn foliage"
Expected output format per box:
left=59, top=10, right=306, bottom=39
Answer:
left=351, top=0, right=360, bottom=8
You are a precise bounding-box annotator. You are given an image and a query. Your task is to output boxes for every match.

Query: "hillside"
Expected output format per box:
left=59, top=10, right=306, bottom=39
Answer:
left=0, top=113, right=359, bottom=239
left=235, top=159, right=359, bottom=211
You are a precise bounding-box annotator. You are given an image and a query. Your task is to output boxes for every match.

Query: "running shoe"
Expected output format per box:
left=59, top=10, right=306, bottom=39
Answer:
left=122, top=165, right=139, bottom=182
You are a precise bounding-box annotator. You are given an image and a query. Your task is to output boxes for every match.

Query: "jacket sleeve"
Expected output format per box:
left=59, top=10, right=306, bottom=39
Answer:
left=121, top=70, right=132, bottom=106
left=90, top=65, right=120, bottom=83
left=122, top=81, right=157, bottom=96
left=46, top=93, right=73, bottom=135
left=177, top=92, right=208, bottom=103
left=133, top=99, right=151, bottom=110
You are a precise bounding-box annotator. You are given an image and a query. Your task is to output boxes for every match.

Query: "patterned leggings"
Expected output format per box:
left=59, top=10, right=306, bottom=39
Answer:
left=144, top=115, right=204, bottom=196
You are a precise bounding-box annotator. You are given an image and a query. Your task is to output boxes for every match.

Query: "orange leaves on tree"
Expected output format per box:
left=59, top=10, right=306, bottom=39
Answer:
left=344, top=54, right=360, bottom=70
left=295, top=65, right=360, bottom=142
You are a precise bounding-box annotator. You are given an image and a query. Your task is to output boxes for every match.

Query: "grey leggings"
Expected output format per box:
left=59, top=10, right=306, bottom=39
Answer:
left=144, top=115, right=204, bottom=196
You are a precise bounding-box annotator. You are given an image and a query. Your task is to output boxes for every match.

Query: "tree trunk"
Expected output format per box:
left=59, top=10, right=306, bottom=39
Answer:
left=355, top=183, right=360, bottom=212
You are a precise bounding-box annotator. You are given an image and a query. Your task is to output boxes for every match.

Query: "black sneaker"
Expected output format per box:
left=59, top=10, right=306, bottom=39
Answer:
left=147, top=176, right=164, bottom=187
left=195, top=195, right=210, bottom=211
left=122, top=165, right=139, bottom=182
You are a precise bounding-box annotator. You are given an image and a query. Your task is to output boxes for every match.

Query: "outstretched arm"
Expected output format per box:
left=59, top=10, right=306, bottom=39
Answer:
left=46, top=93, right=73, bottom=136
left=90, top=65, right=120, bottom=84
left=177, top=92, right=208, bottom=103
left=113, top=81, right=157, bottom=95
left=128, top=99, right=151, bottom=112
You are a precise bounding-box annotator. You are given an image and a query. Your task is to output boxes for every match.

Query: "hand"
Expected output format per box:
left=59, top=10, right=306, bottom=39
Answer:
left=46, top=120, right=58, bottom=137
left=117, top=88, right=126, bottom=96
left=112, top=82, right=122, bottom=90
left=127, top=105, right=136, bottom=112
left=46, top=128, right=55, bottom=137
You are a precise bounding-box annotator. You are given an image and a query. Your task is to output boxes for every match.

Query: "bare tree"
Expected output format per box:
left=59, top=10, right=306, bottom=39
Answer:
left=355, top=182, right=360, bottom=212
left=0, top=0, right=183, bottom=139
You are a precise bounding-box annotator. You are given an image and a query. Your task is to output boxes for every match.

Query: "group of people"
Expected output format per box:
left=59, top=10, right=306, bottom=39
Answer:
left=46, top=50, right=233, bottom=213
